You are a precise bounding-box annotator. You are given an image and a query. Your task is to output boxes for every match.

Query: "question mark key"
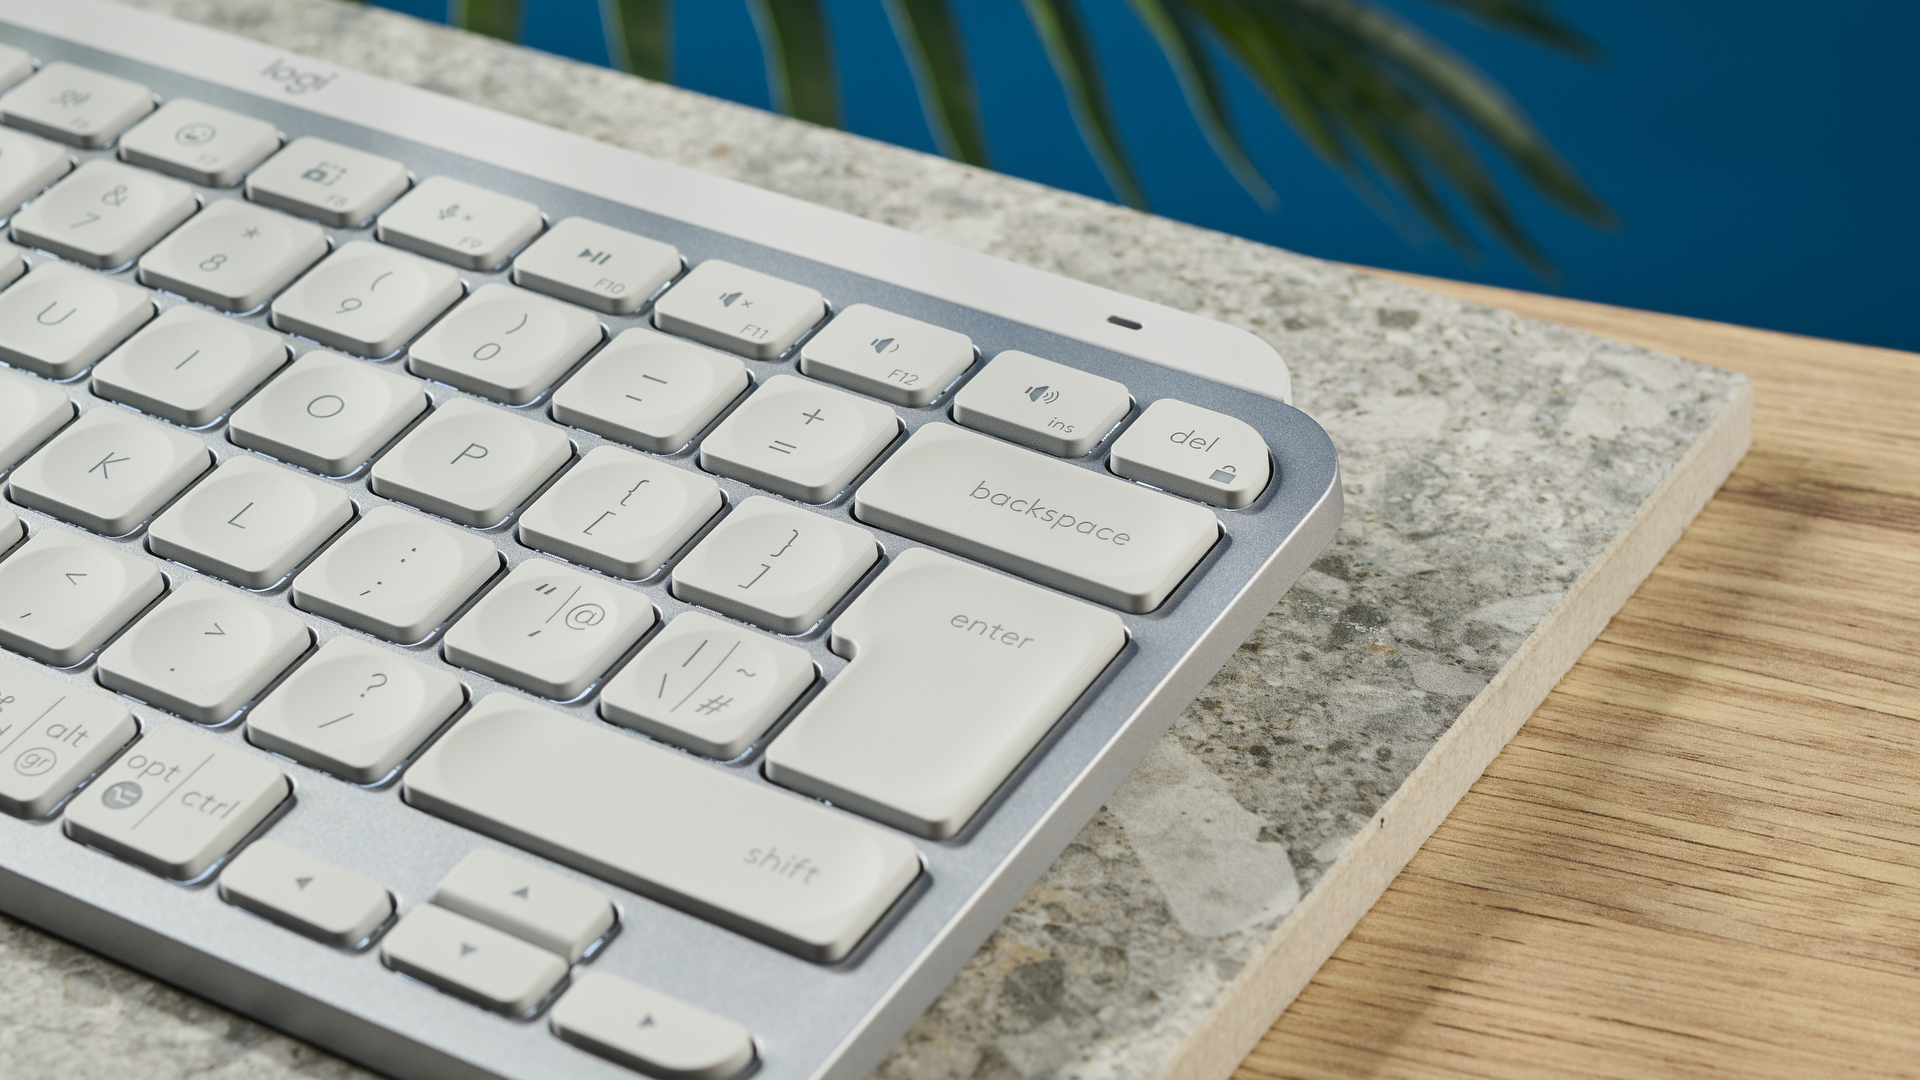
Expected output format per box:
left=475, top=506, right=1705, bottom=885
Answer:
left=246, top=637, right=463, bottom=783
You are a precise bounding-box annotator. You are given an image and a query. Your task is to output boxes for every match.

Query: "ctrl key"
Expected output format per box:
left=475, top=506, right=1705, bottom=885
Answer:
left=552, top=971, right=756, bottom=1080
left=63, top=724, right=289, bottom=881
left=0, top=654, right=138, bottom=819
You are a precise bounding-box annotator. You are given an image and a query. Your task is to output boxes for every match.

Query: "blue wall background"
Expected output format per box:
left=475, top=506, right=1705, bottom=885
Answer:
left=373, top=0, right=1920, bottom=353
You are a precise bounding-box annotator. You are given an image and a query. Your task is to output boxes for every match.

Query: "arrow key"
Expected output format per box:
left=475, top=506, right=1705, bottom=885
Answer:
left=218, top=839, right=394, bottom=947
left=380, top=902, right=567, bottom=1016
left=551, top=971, right=755, bottom=1080
left=433, top=848, right=615, bottom=962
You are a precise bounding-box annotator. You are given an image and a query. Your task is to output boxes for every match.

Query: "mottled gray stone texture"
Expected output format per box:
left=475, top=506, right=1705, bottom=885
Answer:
left=0, top=2, right=1750, bottom=1079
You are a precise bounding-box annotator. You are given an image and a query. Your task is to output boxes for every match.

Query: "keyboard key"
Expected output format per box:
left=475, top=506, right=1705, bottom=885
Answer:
left=380, top=902, right=567, bottom=1016
left=270, top=241, right=463, bottom=358
left=117, top=98, right=280, bottom=187
left=0, top=62, right=153, bottom=148
left=63, top=722, right=289, bottom=881
left=0, top=126, right=73, bottom=215
left=369, top=397, right=572, bottom=528
left=669, top=496, right=877, bottom=634
left=516, top=445, right=721, bottom=579
left=442, top=559, right=655, bottom=700
left=0, top=261, right=154, bottom=378
left=0, top=504, right=17, bottom=553
left=1109, top=398, right=1273, bottom=508
left=247, top=136, right=409, bottom=227
left=146, top=456, right=352, bottom=589
left=10, top=159, right=197, bottom=269
left=697, top=373, right=896, bottom=503
left=245, top=636, right=464, bottom=783
left=8, top=406, right=209, bottom=535
left=600, top=611, right=814, bottom=759
left=0, top=238, right=21, bottom=288
left=97, top=580, right=310, bottom=724
left=551, top=972, right=756, bottom=1080
left=951, top=350, right=1131, bottom=457
left=376, top=176, right=543, bottom=271
left=0, top=368, right=74, bottom=472
left=90, top=305, right=288, bottom=426
left=402, top=694, right=920, bottom=961
left=854, top=423, right=1217, bottom=612
left=511, top=216, right=680, bottom=315
left=0, top=653, right=138, bottom=819
left=0, top=529, right=164, bottom=666
left=652, top=260, right=824, bottom=361
left=406, top=284, right=601, bottom=405
left=290, top=505, right=498, bottom=643
left=227, top=350, right=427, bottom=476
left=218, top=839, right=394, bottom=947
left=137, top=199, right=328, bottom=313
left=765, top=549, right=1125, bottom=838
left=433, top=849, right=615, bottom=962
left=799, top=303, right=973, bottom=407
left=549, top=328, right=746, bottom=453
left=0, top=44, right=31, bottom=93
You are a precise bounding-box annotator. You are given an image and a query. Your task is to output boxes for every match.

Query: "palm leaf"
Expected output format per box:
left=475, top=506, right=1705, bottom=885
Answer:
left=883, top=0, right=991, bottom=166
left=1127, top=0, right=1276, bottom=207
left=449, top=0, right=521, bottom=42
left=1021, top=0, right=1149, bottom=209
left=1414, top=0, right=1599, bottom=60
left=745, top=0, right=841, bottom=127
left=603, top=0, right=671, bottom=82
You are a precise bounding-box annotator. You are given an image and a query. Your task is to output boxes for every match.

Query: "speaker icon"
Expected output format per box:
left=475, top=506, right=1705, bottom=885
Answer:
left=1025, top=385, right=1059, bottom=404
left=719, top=291, right=742, bottom=307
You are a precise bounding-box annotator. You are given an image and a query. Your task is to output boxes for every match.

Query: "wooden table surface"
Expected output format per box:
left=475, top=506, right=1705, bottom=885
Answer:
left=1237, top=275, right=1920, bottom=1079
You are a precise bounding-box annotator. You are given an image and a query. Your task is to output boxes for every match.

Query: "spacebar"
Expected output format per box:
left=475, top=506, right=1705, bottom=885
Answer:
left=402, top=695, right=921, bottom=962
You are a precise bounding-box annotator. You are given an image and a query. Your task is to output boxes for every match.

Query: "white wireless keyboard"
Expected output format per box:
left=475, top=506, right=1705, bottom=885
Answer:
left=0, top=4, right=1343, bottom=1079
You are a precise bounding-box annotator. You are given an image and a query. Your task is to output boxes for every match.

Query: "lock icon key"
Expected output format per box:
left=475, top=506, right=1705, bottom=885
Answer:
left=1209, top=465, right=1238, bottom=484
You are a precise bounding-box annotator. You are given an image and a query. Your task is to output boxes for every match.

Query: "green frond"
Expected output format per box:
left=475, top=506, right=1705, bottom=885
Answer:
left=884, top=0, right=992, bottom=166
left=1022, top=0, right=1150, bottom=209
left=603, top=0, right=671, bottom=82
left=746, top=0, right=841, bottom=127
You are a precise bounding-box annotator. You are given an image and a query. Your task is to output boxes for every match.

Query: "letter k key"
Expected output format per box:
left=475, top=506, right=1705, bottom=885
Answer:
left=89, top=451, right=131, bottom=480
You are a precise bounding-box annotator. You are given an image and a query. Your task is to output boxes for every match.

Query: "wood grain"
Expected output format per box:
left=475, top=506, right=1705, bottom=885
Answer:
left=1235, top=274, right=1920, bottom=1080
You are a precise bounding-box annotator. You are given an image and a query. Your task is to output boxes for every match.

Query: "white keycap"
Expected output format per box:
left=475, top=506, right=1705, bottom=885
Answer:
left=376, top=176, right=543, bottom=271
left=63, top=722, right=289, bottom=881
left=97, top=581, right=310, bottom=724
left=117, top=98, right=280, bottom=187
left=0, top=239, right=21, bottom=289
left=600, top=612, right=813, bottom=759
left=0, top=529, right=164, bottom=666
left=246, top=636, right=464, bottom=783
left=951, top=350, right=1131, bottom=457
left=854, top=423, right=1218, bottom=612
left=219, top=839, right=394, bottom=947
left=669, top=496, right=877, bottom=634
left=406, top=284, right=600, bottom=405
left=0, top=260, right=153, bottom=378
left=517, top=445, right=721, bottom=579
left=147, top=456, right=352, bottom=589
left=137, top=199, right=328, bottom=313
left=549, top=328, right=746, bottom=453
left=1109, top=398, right=1273, bottom=508
left=368, top=397, right=572, bottom=528
left=380, top=902, right=567, bottom=1016
left=8, top=406, right=209, bottom=535
left=0, top=504, right=17, bottom=554
left=511, top=216, right=680, bottom=315
left=0, top=44, right=32, bottom=93
left=290, top=505, right=498, bottom=643
left=0, top=653, right=138, bottom=818
left=90, top=305, right=288, bottom=426
left=799, top=304, right=973, bottom=407
left=227, top=350, right=426, bottom=476
left=0, top=126, right=72, bottom=215
left=0, top=367, right=74, bottom=472
left=433, top=849, right=615, bottom=962
left=442, top=559, right=655, bottom=700
left=9, top=159, right=197, bottom=269
left=652, top=260, right=824, bottom=361
left=0, top=62, right=153, bottom=149
left=551, top=972, right=756, bottom=1080
left=270, top=241, right=463, bottom=358
left=697, top=374, right=897, bottom=503
left=246, top=136, right=410, bottom=227
left=402, top=694, right=920, bottom=961
left=766, top=549, right=1125, bottom=838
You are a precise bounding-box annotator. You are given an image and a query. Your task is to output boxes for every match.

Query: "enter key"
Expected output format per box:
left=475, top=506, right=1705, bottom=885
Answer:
left=765, top=548, right=1126, bottom=839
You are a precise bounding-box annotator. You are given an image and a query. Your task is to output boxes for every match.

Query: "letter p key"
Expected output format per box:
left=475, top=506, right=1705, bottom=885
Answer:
left=450, top=442, right=489, bottom=465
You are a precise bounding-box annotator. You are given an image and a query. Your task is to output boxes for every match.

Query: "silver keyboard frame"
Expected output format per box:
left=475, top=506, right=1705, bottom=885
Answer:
left=0, top=7, right=1343, bottom=1080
